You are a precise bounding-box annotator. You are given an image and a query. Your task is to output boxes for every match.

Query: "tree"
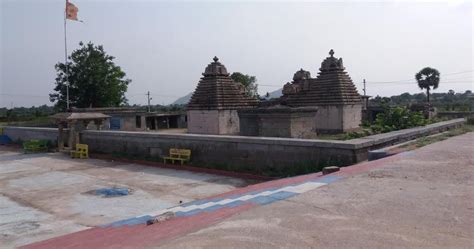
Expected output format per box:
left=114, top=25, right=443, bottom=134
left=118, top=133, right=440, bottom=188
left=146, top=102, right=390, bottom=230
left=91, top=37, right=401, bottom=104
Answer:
left=50, top=42, right=131, bottom=110
left=415, top=67, right=440, bottom=103
left=230, top=72, right=259, bottom=98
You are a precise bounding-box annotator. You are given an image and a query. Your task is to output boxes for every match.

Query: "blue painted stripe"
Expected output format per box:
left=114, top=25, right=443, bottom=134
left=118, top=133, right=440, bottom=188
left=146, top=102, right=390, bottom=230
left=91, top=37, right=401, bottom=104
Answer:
left=99, top=174, right=344, bottom=227
left=182, top=175, right=342, bottom=208
left=248, top=191, right=298, bottom=205
left=180, top=187, right=280, bottom=207
left=312, top=175, right=342, bottom=184
left=175, top=200, right=246, bottom=217
left=176, top=191, right=298, bottom=217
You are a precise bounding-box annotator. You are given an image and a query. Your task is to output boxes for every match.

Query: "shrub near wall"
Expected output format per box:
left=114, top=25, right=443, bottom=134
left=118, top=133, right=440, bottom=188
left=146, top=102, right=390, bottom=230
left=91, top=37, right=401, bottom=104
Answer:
left=371, top=106, right=426, bottom=133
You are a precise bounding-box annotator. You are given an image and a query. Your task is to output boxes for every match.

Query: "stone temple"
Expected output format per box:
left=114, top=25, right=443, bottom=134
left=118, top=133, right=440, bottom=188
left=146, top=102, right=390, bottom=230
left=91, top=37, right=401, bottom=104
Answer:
left=187, top=50, right=362, bottom=137
left=281, top=49, right=362, bottom=134
left=187, top=56, right=258, bottom=135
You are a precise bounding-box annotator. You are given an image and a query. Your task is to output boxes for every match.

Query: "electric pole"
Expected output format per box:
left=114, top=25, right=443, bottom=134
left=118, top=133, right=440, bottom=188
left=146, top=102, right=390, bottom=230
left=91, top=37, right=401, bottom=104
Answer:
left=147, top=91, right=152, bottom=112
left=363, top=79, right=366, bottom=96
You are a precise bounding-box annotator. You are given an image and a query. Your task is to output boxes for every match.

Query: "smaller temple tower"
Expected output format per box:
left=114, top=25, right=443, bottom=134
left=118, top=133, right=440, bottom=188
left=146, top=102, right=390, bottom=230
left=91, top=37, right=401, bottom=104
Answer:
left=187, top=57, right=258, bottom=135
left=282, top=50, right=363, bottom=133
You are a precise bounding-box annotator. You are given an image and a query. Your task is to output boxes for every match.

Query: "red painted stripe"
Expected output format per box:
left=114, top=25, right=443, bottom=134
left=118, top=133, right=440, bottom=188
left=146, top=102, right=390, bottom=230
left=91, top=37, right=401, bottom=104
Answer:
left=21, top=203, right=256, bottom=249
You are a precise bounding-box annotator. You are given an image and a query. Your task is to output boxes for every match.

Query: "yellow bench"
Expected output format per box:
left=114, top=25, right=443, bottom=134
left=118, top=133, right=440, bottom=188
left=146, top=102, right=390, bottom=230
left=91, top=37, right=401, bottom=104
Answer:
left=163, top=148, right=191, bottom=165
left=70, top=143, right=89, bottom=159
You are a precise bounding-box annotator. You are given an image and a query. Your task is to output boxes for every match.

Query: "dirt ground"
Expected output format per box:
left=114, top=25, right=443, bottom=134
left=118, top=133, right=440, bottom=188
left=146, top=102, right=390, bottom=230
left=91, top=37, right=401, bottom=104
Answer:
left=156, top=133, right=474, bottom=249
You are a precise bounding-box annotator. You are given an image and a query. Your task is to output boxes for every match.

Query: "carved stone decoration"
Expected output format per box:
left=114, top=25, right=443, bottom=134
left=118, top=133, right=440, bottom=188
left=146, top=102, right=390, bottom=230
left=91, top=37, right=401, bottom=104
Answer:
left=282, top=82, right=298, bottom=95
left=292, top=68, right=311, bottom=83
left=202, top=56, right=229, bottom=77
left=320, top=49, right=345, bottom=72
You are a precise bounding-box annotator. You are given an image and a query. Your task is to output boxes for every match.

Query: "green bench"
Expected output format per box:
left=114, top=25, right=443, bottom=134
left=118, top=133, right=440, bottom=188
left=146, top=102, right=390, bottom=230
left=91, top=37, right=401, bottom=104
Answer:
left=23, top=139, right=49, bottom=153
left=163, top=148, right=191, bottom=165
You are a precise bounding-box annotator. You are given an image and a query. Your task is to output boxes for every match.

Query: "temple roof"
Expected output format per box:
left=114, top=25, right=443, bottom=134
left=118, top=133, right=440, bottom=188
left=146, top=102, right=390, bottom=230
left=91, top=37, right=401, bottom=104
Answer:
left=284, top=50, right=362, bottom=106
left=187, top=57, right=259, bottom=110
left=50, top=112, right=110, bottom=121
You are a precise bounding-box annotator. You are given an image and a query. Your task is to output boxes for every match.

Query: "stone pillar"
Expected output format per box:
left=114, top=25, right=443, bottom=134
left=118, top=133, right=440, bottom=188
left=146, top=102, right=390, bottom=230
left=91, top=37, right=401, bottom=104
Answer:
left=68, top=120, right=76, bottom=149
left=58, top=122, right=64, bottom=151
left=75, top=129, right=80, bottom=145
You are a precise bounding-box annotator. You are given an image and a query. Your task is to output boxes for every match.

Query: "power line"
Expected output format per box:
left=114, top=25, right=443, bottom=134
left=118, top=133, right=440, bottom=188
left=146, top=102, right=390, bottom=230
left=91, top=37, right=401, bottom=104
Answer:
left=443, top=70, right=474, bottom=76
left=367, top=70, right=474, bottom=84
left=366, top=81, right=473, bottom=85
left=0, top=94, right=50, bottom=98
left=126, top=93, right=181, bottom=98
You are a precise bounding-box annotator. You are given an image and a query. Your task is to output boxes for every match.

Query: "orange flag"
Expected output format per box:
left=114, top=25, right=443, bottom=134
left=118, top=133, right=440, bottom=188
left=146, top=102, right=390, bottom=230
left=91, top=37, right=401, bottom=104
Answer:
left=66, top=0, right=79, bottom=21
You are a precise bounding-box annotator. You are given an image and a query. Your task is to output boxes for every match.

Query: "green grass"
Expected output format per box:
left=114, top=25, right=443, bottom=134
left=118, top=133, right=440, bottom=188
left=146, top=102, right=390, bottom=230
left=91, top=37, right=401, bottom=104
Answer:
left=401, top=124, right=473, bottom=149
left=0, top=116, right=53, bottom=127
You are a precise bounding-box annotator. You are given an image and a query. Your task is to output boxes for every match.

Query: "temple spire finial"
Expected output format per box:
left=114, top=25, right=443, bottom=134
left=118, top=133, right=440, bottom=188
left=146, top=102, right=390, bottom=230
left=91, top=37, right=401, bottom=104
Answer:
left=329, top=49, right=334, bottom=57
left=213, top=56, right=219, bottom=62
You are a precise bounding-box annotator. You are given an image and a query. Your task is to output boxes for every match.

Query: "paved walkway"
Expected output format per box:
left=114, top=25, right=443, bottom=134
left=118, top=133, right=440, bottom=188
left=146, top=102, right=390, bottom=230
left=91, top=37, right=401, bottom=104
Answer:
left=22, top=133, right=474, bottom=249
left=0, top=146, right=250, bottom=248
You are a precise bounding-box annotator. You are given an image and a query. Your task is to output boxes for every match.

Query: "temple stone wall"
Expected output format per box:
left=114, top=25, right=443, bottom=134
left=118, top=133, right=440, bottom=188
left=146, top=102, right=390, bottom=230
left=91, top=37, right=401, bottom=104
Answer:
left=188, top=110, right=239, bottom=135
left=258, top=114, right=291, bottom=137
left=314, top=105, right=344, bottom=133
left=291, top=114, right=318, bottom=138
left=314, top=104, right=362, bottom=133
left=342, top=104, right=363, bottom=131
left=239, top=114, right=259, bottom=136
left=217, top=110, right=240, bottom=135
left=187, top=110, right=219, bottom=134
left=239, top=110, right=317, bottom=138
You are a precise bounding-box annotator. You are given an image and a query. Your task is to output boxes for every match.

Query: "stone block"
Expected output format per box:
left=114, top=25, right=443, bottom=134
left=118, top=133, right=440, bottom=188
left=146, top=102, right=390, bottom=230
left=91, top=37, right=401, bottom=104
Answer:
left=322, top=166, right=340, bottom=175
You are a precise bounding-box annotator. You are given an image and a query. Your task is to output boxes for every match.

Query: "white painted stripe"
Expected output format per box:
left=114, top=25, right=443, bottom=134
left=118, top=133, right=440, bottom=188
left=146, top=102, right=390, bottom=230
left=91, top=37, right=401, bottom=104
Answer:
left=149, top=181, right=327, bottom=217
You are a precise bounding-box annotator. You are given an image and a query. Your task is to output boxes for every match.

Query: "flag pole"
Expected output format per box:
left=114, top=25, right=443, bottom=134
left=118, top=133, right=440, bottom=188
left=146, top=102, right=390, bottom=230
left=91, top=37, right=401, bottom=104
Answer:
left=64, top=1, right=70, bottom=111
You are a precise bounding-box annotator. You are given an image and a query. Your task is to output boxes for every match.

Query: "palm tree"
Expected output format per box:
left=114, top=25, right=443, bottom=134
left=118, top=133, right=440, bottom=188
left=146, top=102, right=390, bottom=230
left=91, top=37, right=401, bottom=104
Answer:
left=415, top=67, right=440, bottom=103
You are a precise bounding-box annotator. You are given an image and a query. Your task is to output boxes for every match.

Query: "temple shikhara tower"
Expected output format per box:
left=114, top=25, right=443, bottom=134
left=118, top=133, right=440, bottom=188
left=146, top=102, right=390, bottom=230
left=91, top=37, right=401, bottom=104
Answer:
left=187, top=57, right=258, bottom=134
left=188, top=50, right=362, bottom=137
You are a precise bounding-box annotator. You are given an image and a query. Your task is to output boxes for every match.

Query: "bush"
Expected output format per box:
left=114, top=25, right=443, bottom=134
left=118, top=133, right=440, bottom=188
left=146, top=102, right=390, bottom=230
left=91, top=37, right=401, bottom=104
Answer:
left=467, top=116, right=474, bottom=125
left=343, top=129, right=372, bottom=140
left=371, top=105, right=426, bottom=133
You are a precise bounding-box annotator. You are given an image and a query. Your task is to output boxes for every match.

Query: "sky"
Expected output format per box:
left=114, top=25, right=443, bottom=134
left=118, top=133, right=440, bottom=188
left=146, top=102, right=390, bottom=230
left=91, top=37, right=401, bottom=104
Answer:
left=1, top=0, right=473, bottom=108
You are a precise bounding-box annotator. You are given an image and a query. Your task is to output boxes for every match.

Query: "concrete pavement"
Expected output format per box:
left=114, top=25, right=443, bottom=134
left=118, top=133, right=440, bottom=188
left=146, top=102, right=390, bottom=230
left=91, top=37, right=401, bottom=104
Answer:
left=21, top=133, right=473, bottom=249
left=0, top=147, right=251, bottom=248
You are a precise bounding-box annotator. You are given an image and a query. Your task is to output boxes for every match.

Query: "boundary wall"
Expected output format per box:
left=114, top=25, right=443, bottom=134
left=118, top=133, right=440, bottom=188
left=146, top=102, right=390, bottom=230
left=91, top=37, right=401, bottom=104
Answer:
left=3, top=119, right=465, bottom=170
